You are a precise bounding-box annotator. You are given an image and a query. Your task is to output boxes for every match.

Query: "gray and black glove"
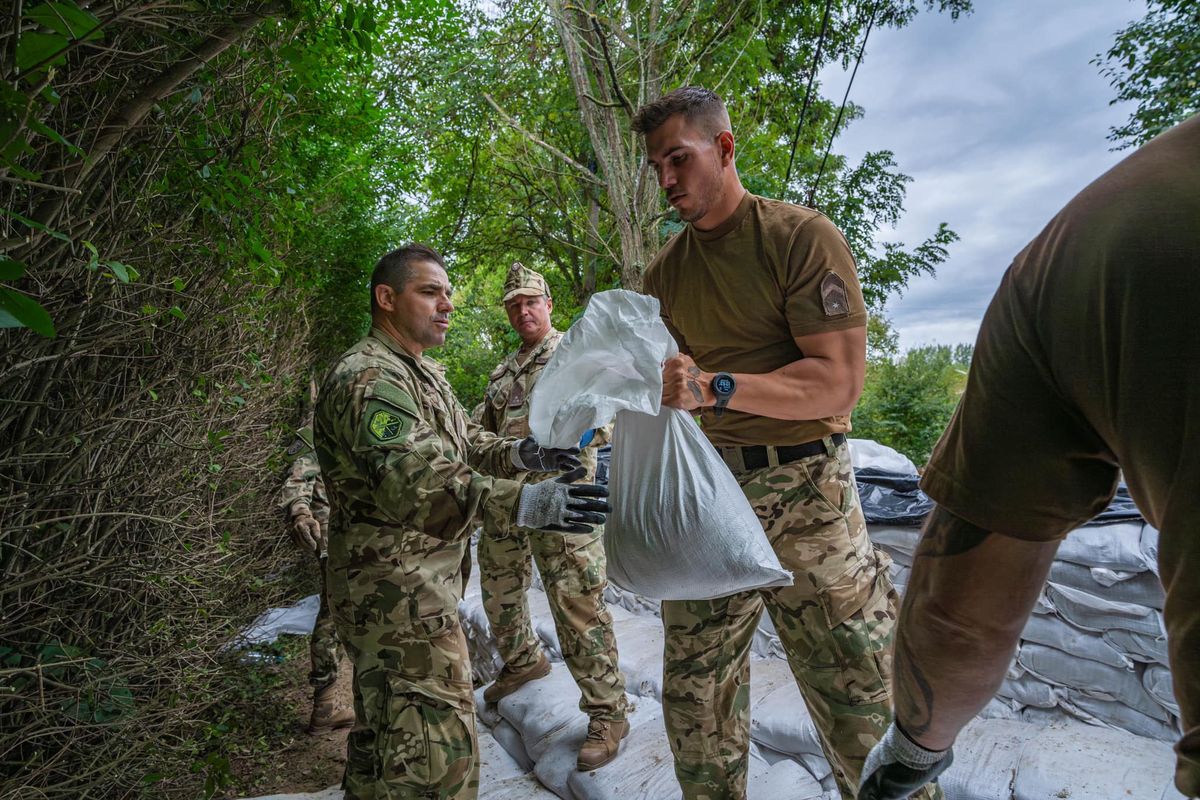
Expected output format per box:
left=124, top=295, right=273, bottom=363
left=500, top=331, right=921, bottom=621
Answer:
left=858, top=722, right=953, bottom=800
left=515, top=467, right=610, bottom=533
left=511, top=436, right=582, bottom=473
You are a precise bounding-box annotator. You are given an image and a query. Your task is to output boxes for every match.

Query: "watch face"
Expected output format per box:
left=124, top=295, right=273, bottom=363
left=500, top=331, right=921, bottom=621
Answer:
left=714, top=374, right=735, bottom=395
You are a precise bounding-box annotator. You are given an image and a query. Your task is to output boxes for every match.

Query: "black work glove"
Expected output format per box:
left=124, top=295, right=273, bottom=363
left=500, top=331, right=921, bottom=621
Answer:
left=511, top=436, right=582, bottom=472
left=859, top=722, right=954, bottom=800
left=515, top=467, right=610, bottom=533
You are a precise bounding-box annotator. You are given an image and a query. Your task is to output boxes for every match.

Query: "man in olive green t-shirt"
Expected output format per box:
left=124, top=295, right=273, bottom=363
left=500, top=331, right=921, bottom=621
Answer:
left=634, top=86, right=940, bottom=800
left=859, top=115, right=1200, bottom=800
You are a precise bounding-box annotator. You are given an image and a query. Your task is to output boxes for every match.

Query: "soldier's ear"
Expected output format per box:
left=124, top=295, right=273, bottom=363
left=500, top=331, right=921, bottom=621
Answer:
left=374, top=283, right=396, bottom=312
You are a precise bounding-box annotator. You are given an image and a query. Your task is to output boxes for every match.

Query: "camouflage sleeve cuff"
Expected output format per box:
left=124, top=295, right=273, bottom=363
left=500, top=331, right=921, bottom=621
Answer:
left=483, top=477, right=524, bottom=534
left=288, top=501, right=313, bottom=519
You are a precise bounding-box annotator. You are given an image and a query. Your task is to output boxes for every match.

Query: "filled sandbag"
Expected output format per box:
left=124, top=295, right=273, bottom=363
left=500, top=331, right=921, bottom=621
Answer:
left=1016, top=643, right=1165, bottom=721
left=1012, top=720, right=1182, bottom=800
left=1055, top=521, right=1151, bottom=572
left=936, top=718, right=1038, bottom=800
left=528, top=290, right=792, bottom=600
left=1044, top=582, right=1165, bottom=638
left=1143, top=665, right=1180, bottom=717
left=565, top=701, right=678, bottom=800
left=1048, top=560, right=1166, bottom=609
left=1020, top=612, right=1134, bottom=669
left=747, top=745, right=826, bottom=799
left=1103, top=628, right=1170, bottom=666
left=999, top=672, right=1065, bottom=709
left=495, top=666, right=589, bottom=762
left=1063, top=692, right=1179, bottom=741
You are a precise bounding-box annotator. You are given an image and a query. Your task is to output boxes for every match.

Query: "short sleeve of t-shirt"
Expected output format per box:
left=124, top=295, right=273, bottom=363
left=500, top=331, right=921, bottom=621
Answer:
left=782, top=213, right=868, bottom=338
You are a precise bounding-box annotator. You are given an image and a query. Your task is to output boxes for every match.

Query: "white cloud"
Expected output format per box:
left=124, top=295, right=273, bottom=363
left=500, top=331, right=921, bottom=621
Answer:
left=819, top=0, right=1147, bottom=351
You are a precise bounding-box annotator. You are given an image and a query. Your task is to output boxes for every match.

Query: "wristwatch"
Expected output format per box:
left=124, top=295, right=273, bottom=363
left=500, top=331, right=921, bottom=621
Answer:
left=711, top=372, right=736, bottom=417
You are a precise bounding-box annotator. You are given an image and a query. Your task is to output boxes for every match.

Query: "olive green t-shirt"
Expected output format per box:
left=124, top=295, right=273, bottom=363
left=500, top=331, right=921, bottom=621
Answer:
left=920, top=115, right=1200, bottom=796
left=641, top=192, right=868, bottom=447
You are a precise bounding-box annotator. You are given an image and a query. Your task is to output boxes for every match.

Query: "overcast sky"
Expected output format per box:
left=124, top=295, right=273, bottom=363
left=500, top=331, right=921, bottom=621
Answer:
left=822, top=0, right=1147, bottom=351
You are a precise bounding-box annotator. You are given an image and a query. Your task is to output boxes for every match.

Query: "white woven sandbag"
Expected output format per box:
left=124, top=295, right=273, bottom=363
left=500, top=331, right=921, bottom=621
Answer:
left=1048, top=560, right=1166, bottom=609
left=1103, top=628, right=1170, bottom=666
left=1143, top=665, right=1180, bottom=717
left=1044, top=582, right=1165, bottom=638
left=1055, top=521, right=1150, bottom=572
left=529, top=290, right=791, bottom=600
left=1016, top=642, right=1165, bottom=721
left=606, top=406, right=792, bottom=599
left=1020, top=611, right=1134, bottom=669
left=937, top=718, right=1038, bottom=800
left=1012, top=720, right=1181, bottom=799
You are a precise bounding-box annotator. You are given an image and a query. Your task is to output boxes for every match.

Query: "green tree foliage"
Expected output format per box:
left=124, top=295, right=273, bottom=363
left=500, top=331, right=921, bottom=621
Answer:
left=0, top=2, right=437, bottom=795
left=1094, top=0, right=1200, bottom=148
left=853, top=339, right=973, bottom=466
left=405, top=0, right=970, bottom=401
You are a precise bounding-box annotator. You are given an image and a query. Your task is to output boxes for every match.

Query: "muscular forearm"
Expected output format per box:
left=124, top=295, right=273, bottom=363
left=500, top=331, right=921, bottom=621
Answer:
left=729, top=358, right=859, bottom=420
left=893, top=507, right=1059, bottom=750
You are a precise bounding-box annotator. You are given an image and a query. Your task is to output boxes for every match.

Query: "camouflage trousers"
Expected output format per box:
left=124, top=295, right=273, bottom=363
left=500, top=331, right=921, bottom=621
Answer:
left=340, top=615, right=479, bottom=800
left=310, top=553, right=343, bottom=687
left=478, top=524, right=628, bottom=720
left=661, top=441, right=942, bottom=800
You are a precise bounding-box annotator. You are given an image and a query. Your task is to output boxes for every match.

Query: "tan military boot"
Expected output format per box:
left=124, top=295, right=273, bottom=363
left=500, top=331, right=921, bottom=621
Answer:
left=483, top=652, right=552, bottom=704
left=306, top=681, right=355, bottom=734
left=576, top=717, right=630, bottom=771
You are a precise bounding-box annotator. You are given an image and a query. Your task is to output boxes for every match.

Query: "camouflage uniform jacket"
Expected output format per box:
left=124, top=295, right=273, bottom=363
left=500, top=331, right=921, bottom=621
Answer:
left=479, top=328, right=609, bottom=482
left=278, top=428, right=330, bottom=526
left=314, top=327, right=526, bottom=630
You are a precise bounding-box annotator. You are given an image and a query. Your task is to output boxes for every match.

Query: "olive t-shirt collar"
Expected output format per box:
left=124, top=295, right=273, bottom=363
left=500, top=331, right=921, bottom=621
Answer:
left=690, top=191, right=753, bottom=242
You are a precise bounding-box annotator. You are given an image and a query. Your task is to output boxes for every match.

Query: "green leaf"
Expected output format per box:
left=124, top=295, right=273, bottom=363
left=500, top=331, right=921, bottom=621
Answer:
left=26, top=2, right=105, bottom=41
left=168, top=305, right=186, bottom=321
left=0, top=207, right=71, bottom=242
left=188, top=86, right=203, bottom=104
left=0, top=258, right=25, bottom=281
left=105, top=261, right=130, bottom=282
left=172, top=277, right=186, bottom=292
left=0, top=287, right=56, bottom=337
left=15, top=31, right=69, bottom=73
left=27, top=116, right=83, bottom=155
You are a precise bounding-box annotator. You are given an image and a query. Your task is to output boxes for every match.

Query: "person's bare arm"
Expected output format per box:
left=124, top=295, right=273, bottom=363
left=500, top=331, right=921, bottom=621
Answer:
left=895, top=506, right=1060, bottom=749
left=660, top=326, right=865, bottom=419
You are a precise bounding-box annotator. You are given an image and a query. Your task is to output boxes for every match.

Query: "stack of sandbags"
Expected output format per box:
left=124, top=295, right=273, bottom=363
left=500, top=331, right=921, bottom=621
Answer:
left=850, top=438, right=1180, bottom=744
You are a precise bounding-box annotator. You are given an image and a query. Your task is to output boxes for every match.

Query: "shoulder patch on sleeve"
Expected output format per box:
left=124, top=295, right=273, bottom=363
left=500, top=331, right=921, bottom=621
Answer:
left=820, top=271, right=850, bottom=318
left=361, top=380, right=420, bottom=445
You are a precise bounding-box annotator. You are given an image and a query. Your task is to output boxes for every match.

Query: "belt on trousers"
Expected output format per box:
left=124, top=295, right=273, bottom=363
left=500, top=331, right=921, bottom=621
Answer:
left=718, top=433, right=847, bottom=472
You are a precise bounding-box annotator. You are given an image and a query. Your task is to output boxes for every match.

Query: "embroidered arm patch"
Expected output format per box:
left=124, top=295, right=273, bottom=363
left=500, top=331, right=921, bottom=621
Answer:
left=360, top=381, right=420, bottom=446
left=820, top=271, right=850, bottom=317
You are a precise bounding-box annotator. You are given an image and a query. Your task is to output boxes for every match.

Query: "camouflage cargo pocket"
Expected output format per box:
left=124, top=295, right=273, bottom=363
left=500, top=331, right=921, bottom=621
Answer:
left=797, top=449, right=851, bottom=518
left=814, top=556, right=896, bottom=705
left=380, top=671, right=476, bottom=792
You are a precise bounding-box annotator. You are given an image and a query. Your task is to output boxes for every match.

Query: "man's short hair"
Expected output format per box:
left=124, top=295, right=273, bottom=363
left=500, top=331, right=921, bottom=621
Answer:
left=631, top=86, right=730, bottom=138
left=370, top=243, right=444, bottom=313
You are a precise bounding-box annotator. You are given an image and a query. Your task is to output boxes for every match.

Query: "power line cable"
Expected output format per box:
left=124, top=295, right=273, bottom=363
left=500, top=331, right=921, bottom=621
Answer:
left=782, top=0, right=834, bottom=198
left=808, top=1, right=878, bottom=208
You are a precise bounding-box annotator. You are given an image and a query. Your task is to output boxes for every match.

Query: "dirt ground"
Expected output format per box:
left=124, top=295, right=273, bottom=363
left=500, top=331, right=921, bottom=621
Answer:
left=223, top=644, right=355, bottom=799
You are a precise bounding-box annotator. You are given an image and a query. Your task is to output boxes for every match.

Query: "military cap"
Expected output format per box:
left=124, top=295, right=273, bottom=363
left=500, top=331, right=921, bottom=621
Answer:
left=502, top=262, right=551, bottom=304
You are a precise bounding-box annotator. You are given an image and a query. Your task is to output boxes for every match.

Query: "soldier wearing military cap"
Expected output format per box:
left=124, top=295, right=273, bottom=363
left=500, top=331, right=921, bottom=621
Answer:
left=477, top=262, right=631, bottom=772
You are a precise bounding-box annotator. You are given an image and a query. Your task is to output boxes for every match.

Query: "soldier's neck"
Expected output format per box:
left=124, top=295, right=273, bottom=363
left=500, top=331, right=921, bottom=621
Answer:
left=371, top=320, right=424, bottom=359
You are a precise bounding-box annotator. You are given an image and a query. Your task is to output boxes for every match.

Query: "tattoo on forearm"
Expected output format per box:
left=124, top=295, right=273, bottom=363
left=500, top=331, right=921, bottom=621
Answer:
left=894, top=628, right=935, bottom=738
left=915, top=508, right=992, bottom=559
left=685, top=366, right=704, bottom=404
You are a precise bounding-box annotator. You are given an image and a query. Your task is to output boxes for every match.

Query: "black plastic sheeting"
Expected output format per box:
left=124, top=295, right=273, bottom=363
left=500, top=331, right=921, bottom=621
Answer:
left=595, top=446, right=1144, bottom=527
left=853, top=468, right=1143, bottom=527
